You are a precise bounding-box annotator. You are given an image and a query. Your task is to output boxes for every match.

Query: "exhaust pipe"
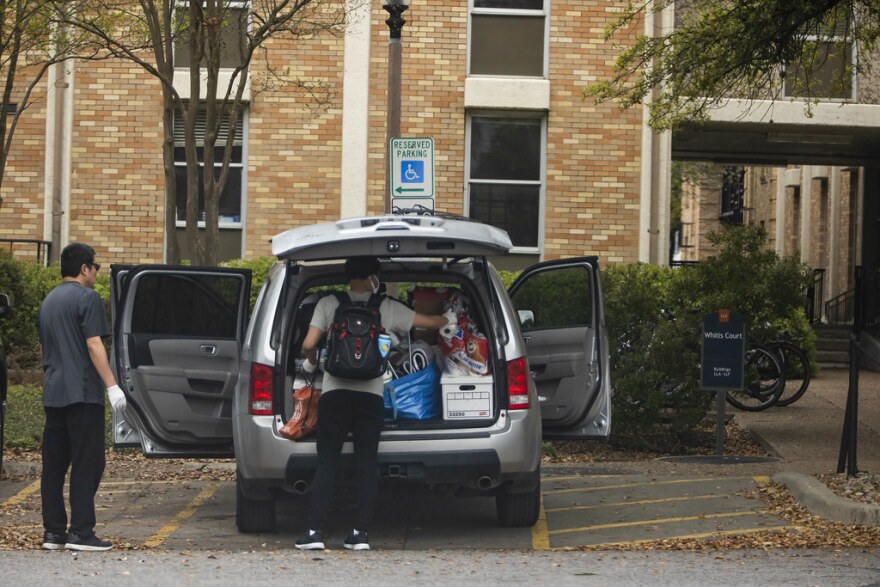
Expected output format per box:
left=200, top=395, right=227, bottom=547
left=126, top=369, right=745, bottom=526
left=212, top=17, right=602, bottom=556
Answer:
left=291, top=480, right=310, bottom=495
left=476, top=476, right=496, bottom=491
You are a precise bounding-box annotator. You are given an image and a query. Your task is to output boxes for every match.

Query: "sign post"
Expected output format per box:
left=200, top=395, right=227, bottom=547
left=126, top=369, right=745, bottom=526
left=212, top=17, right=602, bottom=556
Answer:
left=390, top=137, right=434, bottom=212
left=701, top=309, right=745, bottom=455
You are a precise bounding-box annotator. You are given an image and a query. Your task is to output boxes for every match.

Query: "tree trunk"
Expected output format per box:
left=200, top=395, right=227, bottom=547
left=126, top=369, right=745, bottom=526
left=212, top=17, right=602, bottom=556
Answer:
left=161, top=91, right=179, bottom=264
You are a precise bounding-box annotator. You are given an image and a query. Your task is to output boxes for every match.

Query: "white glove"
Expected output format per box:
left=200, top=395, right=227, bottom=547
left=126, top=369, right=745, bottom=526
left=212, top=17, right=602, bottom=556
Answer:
left=301, top=358, right=317, bottom=374
left=107, top=385, right=126, bottom=412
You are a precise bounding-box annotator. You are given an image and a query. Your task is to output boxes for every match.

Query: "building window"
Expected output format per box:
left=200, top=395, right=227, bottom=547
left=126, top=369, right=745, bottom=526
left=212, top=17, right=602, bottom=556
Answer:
left=174, top=106, right=245, bottom=227
left=173, top=2, right=249, bottom=69
left=467, top=115, right=544, bottom=250
left=784, top=41, right=854, bottom=100
left=783, top=14, right=855, bottom=100
left=469, top=0, right=546, bottom=77
left=720, top=166, right=744, bottom=225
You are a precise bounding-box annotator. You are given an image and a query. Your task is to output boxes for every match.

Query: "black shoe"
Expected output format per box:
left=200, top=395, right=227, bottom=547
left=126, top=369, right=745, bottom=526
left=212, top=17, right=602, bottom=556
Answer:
left=343, top=529, right=370, bottom=551
left=41, top=531, right=67, bottom=550
left=295, top=529, right=325, bottom=550
left=64, top=533, right=112, bottom=551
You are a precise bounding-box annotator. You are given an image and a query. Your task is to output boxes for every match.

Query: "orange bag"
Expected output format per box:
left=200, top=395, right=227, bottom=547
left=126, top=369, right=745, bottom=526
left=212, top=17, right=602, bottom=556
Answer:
left=280, top=384, right=319, bottom=440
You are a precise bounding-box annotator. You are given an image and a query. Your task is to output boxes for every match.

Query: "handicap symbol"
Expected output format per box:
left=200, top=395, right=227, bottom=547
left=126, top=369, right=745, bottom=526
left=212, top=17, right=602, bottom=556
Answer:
left=401, top=160, right=423, bottom=183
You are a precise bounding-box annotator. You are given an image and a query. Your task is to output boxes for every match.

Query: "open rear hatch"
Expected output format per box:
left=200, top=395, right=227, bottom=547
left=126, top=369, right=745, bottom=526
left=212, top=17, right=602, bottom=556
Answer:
left=271, top=216, right=513, bottom=261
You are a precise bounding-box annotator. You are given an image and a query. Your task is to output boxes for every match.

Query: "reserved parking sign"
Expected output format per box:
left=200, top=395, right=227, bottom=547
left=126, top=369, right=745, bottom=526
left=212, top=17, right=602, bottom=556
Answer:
left=701, top=309, right=745, bottom=391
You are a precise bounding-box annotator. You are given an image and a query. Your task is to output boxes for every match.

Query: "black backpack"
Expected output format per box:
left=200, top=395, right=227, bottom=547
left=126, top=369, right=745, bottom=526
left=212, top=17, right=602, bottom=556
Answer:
left=323, top=292, right=387, bottom=380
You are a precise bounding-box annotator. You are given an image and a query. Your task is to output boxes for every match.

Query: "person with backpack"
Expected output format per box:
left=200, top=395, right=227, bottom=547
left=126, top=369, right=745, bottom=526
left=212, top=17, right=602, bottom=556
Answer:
left=296, top=256, right=453, bottom=551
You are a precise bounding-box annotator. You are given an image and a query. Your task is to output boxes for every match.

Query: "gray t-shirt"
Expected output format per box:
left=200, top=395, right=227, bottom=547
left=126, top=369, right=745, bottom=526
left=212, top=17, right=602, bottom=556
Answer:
left=38, top=281, right=111, bottom=407
left=310, top=291, right=416, bottom=397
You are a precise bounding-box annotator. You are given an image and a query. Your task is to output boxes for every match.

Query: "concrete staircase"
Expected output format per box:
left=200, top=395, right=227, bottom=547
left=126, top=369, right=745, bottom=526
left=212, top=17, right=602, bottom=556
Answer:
left=812, top=324, right=851, bottom=369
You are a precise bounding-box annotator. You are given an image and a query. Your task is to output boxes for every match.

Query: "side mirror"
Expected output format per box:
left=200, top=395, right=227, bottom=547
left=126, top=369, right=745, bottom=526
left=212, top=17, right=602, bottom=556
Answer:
left=0, top=293, right=10, bottom=319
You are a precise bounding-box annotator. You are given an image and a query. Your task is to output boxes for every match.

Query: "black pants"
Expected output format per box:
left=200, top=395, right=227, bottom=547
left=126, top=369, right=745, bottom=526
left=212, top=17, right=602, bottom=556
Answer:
left=307, top=389, right=384, bottom=533
left=41, top=403, right=106, bottom=538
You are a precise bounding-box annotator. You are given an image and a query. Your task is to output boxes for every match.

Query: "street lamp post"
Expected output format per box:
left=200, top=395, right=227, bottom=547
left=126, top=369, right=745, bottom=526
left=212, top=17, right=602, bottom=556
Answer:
left=382, top=0, right=410, bottom=214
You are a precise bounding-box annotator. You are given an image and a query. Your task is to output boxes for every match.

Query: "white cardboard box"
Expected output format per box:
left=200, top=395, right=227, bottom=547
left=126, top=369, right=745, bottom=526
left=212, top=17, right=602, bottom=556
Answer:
left=441, top=375, right=494, bottom=420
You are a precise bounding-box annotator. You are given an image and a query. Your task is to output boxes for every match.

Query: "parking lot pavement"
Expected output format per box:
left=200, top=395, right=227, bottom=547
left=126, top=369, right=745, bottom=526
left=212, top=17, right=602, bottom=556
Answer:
left=1, top=464, right=791, bottom=551
left=733, top=368, right=880, bottom=475
left=540, top=468, right=794, bottom=549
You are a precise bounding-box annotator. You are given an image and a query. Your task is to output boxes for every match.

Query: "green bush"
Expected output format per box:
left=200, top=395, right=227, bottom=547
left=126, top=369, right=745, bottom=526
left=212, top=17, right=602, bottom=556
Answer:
left=4, top=384, right=113, bottom=450
left=509, top=266, right=590, bottom=328
left=4, top=385, right=46, bottom=448
left=221, top=256, right=276, bottom=310
left=496, top=270, right=520, bottom=289
left=603, top=225, right=814, bottom=451
left=679, top=225, right=813, bottom=342
left=602, top=263, right=710, bottom=450
left=0, top=253, right=62, bottom=371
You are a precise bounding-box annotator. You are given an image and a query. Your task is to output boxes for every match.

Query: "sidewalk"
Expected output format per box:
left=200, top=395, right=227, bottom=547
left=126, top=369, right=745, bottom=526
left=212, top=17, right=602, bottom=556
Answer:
left=733, top=367, right=880, bottom=474
left=734, top=367, right=880, bottom=525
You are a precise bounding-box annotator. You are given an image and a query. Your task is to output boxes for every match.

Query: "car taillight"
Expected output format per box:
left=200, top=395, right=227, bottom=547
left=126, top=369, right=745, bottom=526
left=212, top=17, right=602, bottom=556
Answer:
left=249, top=362, right=274, bottom=415
left=507, top=356, right=530, bottom=410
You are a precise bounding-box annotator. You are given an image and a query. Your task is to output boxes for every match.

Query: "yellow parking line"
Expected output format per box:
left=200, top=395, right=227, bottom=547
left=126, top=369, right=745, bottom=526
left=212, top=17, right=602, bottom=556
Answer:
left=143, top=482, right=219, bottom=548
left=543, top=474, right=625, bottom=482
left=544, top=476, right=751, bottom=495
left=584, top=525, right=805, bottom=548
left=549, top=510, right=760, bottom=535
left=101, top=480, right=185, bottom=486
left=1, top=480, right=40, bottom=508
left=531, top=496, right=550, bottom=551
left=545, top=493, right=731, bottom=513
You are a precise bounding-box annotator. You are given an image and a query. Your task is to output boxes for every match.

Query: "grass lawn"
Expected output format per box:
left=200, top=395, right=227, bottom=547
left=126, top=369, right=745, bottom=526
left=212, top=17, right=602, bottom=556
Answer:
left=4, top=384, right=113, bottom=451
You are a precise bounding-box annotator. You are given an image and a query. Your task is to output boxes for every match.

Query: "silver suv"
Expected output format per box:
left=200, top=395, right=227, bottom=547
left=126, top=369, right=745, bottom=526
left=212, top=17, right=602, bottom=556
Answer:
left=110, top=215, right=611, bottom=531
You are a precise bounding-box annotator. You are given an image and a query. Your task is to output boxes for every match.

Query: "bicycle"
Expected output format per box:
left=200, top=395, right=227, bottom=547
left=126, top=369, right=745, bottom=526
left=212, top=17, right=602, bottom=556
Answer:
left=761, top=339, right=812, bottom=406
left=725, top=345, right=785, bottom=411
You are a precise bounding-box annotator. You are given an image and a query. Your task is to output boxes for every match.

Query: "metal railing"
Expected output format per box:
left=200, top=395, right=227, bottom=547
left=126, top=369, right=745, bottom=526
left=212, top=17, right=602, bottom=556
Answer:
left=822, top=266, right=880, bottom=336
left=0, top=238, right=51, bottom=266
left=806, top=268, right=825, bottom=323
left=825, top=288, right=855, bottom=326
left=668, top=260, right=699, bottom=268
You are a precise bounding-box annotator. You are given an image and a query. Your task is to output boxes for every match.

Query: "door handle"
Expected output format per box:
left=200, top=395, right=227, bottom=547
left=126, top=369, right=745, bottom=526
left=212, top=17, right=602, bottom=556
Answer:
left=200, top=344, right=218, bottom=356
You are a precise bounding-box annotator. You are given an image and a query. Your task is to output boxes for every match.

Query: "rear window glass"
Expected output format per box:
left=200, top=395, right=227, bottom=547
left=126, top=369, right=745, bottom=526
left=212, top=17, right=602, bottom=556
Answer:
left=511, top=266, right=592, bottom=329
left=130, top=273, right=243, bottom=338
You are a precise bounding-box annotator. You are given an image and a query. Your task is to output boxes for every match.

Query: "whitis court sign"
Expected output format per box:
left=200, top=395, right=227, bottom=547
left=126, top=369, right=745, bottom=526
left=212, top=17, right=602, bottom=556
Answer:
left=701, top=309, right=745, bottom=392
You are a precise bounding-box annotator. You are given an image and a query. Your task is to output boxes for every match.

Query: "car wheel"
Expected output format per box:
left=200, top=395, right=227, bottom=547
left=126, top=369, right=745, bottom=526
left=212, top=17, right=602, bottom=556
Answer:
left=496, top=478, right=541, bottom=527
left=235, top=471, right=276, bottom=533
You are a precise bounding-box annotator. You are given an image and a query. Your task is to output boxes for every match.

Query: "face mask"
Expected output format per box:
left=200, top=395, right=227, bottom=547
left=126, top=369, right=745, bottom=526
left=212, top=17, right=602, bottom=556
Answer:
left=369, top=274, right=381, bottom=294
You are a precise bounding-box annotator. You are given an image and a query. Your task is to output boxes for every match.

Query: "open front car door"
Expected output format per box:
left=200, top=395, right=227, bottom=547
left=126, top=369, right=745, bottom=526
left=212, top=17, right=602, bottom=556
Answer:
left=111, top=265, right=251, bottom=457
left=508, top=257, right=611, bottom=438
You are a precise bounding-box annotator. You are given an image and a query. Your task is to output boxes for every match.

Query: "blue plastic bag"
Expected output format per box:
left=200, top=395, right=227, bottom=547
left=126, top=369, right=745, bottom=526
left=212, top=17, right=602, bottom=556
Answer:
left=383, top=364, right=441, bottom=420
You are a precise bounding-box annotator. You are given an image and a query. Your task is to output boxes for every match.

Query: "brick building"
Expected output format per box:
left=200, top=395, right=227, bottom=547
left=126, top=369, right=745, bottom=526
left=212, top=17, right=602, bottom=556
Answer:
left=0, top=1, right=647, bottom=270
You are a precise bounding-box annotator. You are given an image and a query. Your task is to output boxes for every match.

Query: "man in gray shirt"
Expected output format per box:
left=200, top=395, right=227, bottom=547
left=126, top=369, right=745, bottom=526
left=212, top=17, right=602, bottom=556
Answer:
left=37, top=243, right=125, bottom=551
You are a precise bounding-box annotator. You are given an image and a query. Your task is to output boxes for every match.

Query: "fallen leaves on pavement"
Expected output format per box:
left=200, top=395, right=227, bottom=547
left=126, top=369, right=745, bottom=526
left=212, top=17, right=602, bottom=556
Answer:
left=578, top=482, right=880, bottom=551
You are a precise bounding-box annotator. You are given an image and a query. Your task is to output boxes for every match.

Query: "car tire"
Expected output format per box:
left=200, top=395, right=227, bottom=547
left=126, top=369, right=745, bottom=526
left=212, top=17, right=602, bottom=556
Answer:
left=496, top=477, right=541, bottom=527
left=235, top=471, right=276, bottom=533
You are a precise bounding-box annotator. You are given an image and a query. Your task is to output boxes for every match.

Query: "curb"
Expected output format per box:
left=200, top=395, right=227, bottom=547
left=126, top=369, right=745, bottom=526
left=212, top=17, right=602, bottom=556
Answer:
left=773, top=471, right=880, bottom=526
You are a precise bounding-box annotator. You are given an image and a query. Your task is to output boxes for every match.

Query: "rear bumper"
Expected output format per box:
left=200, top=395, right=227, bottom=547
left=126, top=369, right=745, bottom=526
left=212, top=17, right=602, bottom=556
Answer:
left=286, top=449, right=529, bottom=486
left=235, top=410, right=542, bottom=500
